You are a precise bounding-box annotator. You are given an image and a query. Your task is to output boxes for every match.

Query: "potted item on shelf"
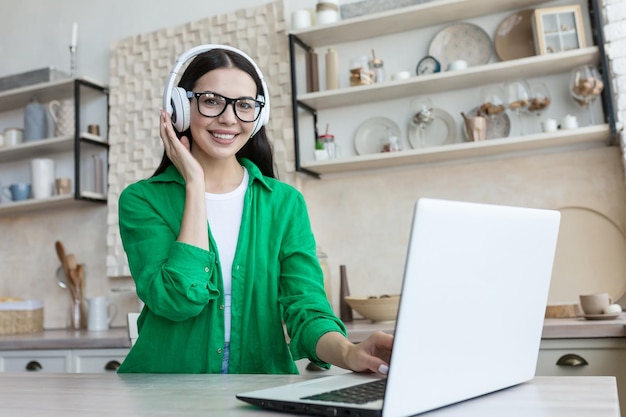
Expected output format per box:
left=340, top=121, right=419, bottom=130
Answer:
left=532, top=5, right=585, bottom=55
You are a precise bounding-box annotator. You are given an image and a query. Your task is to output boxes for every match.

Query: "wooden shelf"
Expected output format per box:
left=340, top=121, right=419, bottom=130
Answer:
left=291, top=0, right=550, bottom=47
left=300, top=124, right=614, bottom=176
left=0, top=77, right=106, bottom=113
left=297, top=48, right=599, bottom=110
left=0, top=194, right=105, bottom=216
left=0, top=133, right=108, bottom=163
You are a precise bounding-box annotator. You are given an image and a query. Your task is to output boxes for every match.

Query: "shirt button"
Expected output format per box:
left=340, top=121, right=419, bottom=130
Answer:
left=219, top=305, right=225, bottom=310
left=236, top=265, right=240, bottom=270
left=204, top=267, right=209, bottom=272
left=217, top=348, right=223, bottom=354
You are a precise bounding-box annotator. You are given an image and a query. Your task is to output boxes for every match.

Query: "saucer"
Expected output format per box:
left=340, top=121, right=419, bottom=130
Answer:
left=582, top=313, right=621, bottom=321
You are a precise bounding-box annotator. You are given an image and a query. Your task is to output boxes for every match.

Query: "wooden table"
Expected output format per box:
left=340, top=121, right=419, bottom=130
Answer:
left=0, top=374, right=619, bottom=416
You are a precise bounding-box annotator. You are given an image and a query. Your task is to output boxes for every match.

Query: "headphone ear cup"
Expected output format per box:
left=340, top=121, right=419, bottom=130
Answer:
left=251, top=94, right=270, bottom=137
left=170, top=87, right=190, bottom=132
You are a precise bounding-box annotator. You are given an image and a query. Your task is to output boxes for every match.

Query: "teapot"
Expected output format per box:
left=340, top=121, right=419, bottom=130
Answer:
left=461, top=111, right=486, bottom=142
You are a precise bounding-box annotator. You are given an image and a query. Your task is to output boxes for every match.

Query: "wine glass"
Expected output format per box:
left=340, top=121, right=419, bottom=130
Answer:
left=480, top=85, right=506, bottom=119
left=570, top=65, right=604, bottom=125
left=409, top=96, right=434, bottom=146
left=505, top=79, right=531, bottom=135
left=527, top=82, right=551, bottom=118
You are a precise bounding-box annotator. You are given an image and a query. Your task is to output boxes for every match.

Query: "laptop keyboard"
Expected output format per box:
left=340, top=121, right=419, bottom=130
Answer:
left=301, top=379, right=387, bottom=404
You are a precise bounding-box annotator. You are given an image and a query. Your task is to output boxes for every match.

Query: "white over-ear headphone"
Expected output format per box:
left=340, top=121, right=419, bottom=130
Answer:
left=162, top=44, right=270, bottom=136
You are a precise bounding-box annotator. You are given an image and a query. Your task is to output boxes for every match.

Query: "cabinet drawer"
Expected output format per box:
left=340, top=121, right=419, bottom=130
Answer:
left=537, top=347, right=626, bottom=377
left=72, top=348, right=129, bottom=373
left=0, top=350, right=71, bottom=373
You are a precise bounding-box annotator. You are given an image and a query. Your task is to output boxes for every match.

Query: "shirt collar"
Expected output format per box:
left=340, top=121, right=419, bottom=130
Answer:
left=148, top=158, right=273, bottom=191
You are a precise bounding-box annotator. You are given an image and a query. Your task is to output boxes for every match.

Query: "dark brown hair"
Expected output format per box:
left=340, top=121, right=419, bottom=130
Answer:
left=153, top=48, right=275, bottom=178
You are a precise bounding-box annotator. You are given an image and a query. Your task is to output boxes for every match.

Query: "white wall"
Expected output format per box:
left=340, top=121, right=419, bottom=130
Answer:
left=0, top=0, right=274, bottom=82
left=0, top=0, right=625, bottom=328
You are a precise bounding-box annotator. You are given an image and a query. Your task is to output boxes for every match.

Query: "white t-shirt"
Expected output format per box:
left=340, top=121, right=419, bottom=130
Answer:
left=204, top=168, right=248, bottom=342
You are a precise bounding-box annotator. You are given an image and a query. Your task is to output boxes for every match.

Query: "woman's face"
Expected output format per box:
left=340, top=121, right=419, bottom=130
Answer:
left=188, top=67, right=258, bottom=162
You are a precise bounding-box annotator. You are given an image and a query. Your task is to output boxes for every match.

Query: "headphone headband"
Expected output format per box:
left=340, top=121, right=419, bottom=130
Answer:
left=163, top=44, right=270, bottom=135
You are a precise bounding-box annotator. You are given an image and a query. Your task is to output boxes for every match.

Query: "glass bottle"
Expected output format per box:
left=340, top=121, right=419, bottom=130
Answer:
left=316, top=246, right=332, bottom=306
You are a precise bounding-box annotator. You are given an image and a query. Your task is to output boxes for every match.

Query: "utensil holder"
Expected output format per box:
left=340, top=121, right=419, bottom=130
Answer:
left=69, top=297, right=86, bottom=330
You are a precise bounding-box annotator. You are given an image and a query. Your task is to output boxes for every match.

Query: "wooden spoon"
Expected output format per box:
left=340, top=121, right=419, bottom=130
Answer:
left=66, top=254, right=80, bottom=301
left=54, top=241, right=71, bottom=287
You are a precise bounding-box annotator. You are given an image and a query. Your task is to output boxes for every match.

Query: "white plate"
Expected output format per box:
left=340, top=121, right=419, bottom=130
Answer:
left=428, top=23, right=492, bottom=71
left=462, top=107, right=511, bottom=140
left=354, top=117, right=401, bottom=155
left=408, top=108, right=457, bottom=148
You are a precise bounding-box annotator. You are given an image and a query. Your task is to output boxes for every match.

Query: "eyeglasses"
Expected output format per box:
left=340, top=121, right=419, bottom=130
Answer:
left=187, top=91, right=264, bottom=123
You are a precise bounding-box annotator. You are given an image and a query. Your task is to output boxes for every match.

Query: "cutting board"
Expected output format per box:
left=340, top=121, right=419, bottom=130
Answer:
left=549, top=207, right=626, bottom=305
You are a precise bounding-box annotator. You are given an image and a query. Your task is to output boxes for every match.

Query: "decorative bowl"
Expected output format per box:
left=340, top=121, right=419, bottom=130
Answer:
left=344, top=294, right=400, bottom=322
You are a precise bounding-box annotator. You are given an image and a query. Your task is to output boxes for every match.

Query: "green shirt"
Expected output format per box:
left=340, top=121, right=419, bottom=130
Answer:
left=117, top=158, right=346, bottom=373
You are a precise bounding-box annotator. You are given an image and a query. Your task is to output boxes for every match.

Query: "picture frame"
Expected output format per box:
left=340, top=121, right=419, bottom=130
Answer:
left=532, top=5, right=586, bottom=55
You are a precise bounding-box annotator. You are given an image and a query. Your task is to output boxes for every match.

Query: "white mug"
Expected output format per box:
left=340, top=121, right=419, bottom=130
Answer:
left=542, top=118, right=558, bottom=133
left=291, top=9, right=312, bottom=30
left=447, top=60, right=468, bottom=71
left=30, top=158, right=55, bottom=199
left=87, top=296, right=118, bottom=331
left=562, top=114, right=578, bottom=130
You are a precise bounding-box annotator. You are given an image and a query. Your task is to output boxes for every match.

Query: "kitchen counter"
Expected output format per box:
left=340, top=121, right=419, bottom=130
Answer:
left=0, top=313, right=624, bottom=351
left=0, top=373, right=620, bottom=417
left=0, top=327, right=130, bottom=350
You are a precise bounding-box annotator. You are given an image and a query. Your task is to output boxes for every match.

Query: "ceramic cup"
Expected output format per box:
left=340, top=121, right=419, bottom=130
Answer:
left=562, top=114, right=578, bottom=130
left=87, top=124, right=100, bottom=136
left=579, top=293, right=612, bottom=315
left=447, top=60, right=468, bottom=71
left=87, top=296, right=118, bottom=332
left=291, top=9, right=312, bottom=30
left=3, top=128, right=23, bottom=147
left=391, top=71, right=411, bottom=81
left=542, top=118, right=558, bottom=133
left=1, top=183, right=31, bottom=201
left=55, top=178, right=72, bottom=195
left=31, top=158, right=55, bottom=199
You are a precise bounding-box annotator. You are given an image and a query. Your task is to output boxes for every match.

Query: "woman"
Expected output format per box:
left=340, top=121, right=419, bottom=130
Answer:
left=117, top=45, right=393, bottom=374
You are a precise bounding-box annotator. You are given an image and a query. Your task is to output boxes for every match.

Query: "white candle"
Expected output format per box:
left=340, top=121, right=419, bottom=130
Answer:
left=71, top=22, right=78, bottom=48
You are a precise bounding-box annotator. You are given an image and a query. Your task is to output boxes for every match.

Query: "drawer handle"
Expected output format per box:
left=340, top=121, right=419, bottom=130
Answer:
left=105, top=360, right=121, bottom=371
left=556, top=353, right=589, bottom=367
left=25, top=361, right=42, bottom=371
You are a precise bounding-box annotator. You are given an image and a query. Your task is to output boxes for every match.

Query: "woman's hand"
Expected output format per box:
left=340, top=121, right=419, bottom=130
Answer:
left=344, top=331, right=393, bottom=375
left=316, top=331, right=394, bottom=376
left=160, top=109, right=203, bottom=183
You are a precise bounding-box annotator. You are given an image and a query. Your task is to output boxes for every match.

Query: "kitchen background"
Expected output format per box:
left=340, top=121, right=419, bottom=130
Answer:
left=0, top=0, right=625, bottom=329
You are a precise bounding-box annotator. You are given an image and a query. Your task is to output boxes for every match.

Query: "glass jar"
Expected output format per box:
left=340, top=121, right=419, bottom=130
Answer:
left=369, top=58, right=385, bottom=83
left=316, top=0, right=339, bottom=25
left=349, top=56, right=374, bottom=86
left=319, top=133, right=336, bottom=159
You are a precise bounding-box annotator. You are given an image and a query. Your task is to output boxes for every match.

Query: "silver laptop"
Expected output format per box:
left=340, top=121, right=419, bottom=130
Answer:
left=237, top=198, right=561, bottom=417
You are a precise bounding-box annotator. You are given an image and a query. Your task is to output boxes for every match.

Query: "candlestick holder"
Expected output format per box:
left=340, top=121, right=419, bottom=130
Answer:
left=69, top=45, right=77, bottom=77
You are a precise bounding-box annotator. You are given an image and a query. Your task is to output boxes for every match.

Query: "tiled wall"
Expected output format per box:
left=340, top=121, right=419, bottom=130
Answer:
left=602, top=0, right=626, bottom=168
left=106, top=1, right=290, bottom=277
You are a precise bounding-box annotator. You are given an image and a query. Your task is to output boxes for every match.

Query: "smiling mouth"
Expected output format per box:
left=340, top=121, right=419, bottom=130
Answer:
left=212, top=132, right=237, bottom=142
